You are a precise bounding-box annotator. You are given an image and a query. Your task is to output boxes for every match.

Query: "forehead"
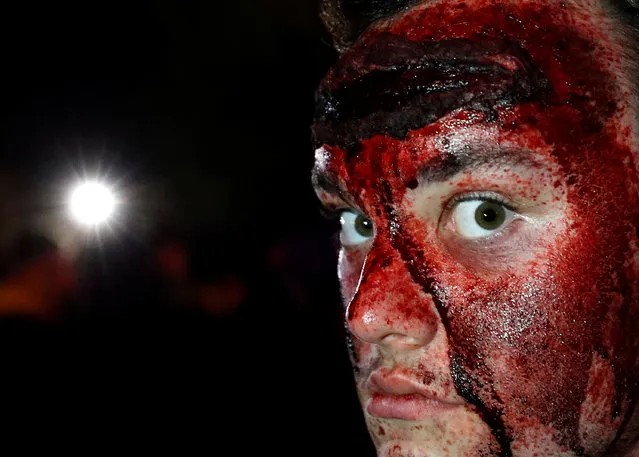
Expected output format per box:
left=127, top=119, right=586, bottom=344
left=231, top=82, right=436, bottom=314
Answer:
left=312, top=0, right=633, bottom=167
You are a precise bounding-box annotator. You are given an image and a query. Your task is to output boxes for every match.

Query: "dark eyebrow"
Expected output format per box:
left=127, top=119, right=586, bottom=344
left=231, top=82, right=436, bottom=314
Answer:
left=312, top=166, right=370, bottom=212
left=312, top=147, right=543, bottom=198
left=311, top=167, right=338, bottom=193
left=311, top=167, right=353, bottom=203
left=419, top=147, right=543, bottom=184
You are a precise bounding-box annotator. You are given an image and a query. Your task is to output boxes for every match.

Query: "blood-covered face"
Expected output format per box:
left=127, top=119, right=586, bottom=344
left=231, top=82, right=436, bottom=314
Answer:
left=312, top=1, right=639, bottom=456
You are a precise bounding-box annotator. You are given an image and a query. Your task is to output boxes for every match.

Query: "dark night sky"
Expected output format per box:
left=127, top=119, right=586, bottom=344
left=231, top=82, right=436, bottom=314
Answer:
left=0, top=0, right=336, bottom=236
left=0, top=4, right=380, bottom=454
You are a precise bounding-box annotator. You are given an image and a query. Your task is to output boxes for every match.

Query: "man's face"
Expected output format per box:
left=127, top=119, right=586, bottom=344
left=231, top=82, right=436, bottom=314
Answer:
left=312, top=1, right=639, bottom=456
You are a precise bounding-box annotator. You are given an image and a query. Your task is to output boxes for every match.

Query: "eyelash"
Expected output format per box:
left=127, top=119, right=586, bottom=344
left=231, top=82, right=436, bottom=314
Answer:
left=319, top=205, right=343, bottom=221
left=318, top=206, right=348, bottom=253
left=445, top=191, right=518, bottom=213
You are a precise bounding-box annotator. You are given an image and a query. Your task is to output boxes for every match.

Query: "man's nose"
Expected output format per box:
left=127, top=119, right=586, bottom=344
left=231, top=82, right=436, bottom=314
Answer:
left=345, top=241, right=440, bottom=350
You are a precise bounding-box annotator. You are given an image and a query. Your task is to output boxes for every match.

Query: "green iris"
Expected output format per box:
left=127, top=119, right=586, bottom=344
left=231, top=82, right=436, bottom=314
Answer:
left=474, top=201, right=506, bottom=230
left=355, top=215, right=374, bottom=237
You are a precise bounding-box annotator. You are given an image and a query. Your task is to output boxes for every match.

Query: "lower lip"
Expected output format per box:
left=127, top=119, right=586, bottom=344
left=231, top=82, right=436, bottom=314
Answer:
left=367, top=393, right=458, bottom=420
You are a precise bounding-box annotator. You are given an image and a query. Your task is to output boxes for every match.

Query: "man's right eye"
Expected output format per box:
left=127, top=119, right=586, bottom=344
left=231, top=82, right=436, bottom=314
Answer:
left=339, top=210, right=374, bottom=247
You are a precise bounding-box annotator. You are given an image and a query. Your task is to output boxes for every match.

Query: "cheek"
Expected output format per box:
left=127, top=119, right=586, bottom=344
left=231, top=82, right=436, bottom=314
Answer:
left=440, top=219, right=552, bottom=273
left=436, top=212, right=634, bottom=448
left=338, top=247, right=367, bottom=303
left=352, top=339, right=378, bottom=376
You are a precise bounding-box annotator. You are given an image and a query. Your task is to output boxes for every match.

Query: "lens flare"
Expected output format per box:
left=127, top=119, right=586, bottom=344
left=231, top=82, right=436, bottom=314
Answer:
left=69, top=181, right=115, bottom=226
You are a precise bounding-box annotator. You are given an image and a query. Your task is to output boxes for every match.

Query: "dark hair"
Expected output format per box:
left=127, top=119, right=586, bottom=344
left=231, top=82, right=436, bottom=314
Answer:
left=320, top=0, right=421, bottom=50
left=610, top=0, right=639, bottom=28
left=321, top=0, right=639, bottom=51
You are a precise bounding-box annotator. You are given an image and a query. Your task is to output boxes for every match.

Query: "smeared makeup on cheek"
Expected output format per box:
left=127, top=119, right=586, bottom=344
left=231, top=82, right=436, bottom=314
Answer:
left=313, top=1, right=639, bottom=456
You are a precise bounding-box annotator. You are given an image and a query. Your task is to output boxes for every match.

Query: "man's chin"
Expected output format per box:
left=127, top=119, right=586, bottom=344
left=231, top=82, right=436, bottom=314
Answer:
left=376, top=441, right=468, bottom=457
left=376, top=441, right=428, bottom=457
left=376, top=439, right=501, bottom=457
left=365, top=411, right=495, bottom=457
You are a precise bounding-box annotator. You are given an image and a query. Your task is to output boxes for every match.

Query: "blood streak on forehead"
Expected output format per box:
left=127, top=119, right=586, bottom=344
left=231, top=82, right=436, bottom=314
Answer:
left=313, top=33, right=551, bottom=154
left=312, top=1, right=628, bottom=163
left=312, top=1, right=639, bottom=456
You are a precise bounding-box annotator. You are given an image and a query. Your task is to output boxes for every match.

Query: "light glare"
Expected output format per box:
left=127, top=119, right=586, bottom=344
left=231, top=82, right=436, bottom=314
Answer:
left=70, top=182, right=115, bottom=226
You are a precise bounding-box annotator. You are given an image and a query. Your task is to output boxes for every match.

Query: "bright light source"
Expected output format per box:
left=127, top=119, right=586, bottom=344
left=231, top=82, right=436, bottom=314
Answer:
left=69, top=181, right=116, bottom=226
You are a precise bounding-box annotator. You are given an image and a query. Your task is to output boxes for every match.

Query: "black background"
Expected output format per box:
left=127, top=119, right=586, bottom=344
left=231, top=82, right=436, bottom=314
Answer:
left=0, top=1, right=375, bottom=454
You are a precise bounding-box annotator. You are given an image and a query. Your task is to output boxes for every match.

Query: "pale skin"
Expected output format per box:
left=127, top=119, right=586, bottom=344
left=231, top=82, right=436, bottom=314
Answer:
left=312, top=1, right=639, bottom=456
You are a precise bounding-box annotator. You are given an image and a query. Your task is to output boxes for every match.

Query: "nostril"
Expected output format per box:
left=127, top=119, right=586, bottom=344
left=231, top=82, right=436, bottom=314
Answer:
left=381, top=333, right=426, bottom=350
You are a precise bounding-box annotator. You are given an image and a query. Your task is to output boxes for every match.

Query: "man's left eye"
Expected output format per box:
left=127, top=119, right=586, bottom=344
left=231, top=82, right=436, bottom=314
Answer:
left=450, top=199, right=516, bottom=239
left=340, top=210, right=374, bottom=247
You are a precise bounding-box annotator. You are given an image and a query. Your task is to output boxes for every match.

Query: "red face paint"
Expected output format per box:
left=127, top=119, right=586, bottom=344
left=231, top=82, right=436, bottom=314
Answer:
left=312, top=1, right=639, bottom=456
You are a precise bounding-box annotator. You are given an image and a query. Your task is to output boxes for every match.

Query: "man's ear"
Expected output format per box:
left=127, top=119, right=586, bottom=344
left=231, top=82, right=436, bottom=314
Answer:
left=319, top=0, right=421, bottom=52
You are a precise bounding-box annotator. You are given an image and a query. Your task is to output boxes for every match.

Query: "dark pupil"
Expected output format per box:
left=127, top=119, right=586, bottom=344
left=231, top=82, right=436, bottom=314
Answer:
left=355, top=215, right=373, bottom=237
left=482, top=208, right=497, bottom=222
left=475, top=202, right=506, bottom=230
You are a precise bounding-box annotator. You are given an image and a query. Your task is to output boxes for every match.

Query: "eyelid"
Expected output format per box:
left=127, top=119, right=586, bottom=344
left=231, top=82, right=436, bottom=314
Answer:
left=445, top=191, right=519, bottom=213
left=319, top=205, right=342, bottom=221
left=317, top=186, right=363, bottom=214
left=320, top=203, right=359, bottom=220
left=318, top=185, right=369, bottom=216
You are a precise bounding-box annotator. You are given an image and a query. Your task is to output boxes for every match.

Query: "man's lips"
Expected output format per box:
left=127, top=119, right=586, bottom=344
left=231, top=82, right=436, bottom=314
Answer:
left=366, top=369, right=464, bottom=420
left=367, top=393, right=458, bottom=421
